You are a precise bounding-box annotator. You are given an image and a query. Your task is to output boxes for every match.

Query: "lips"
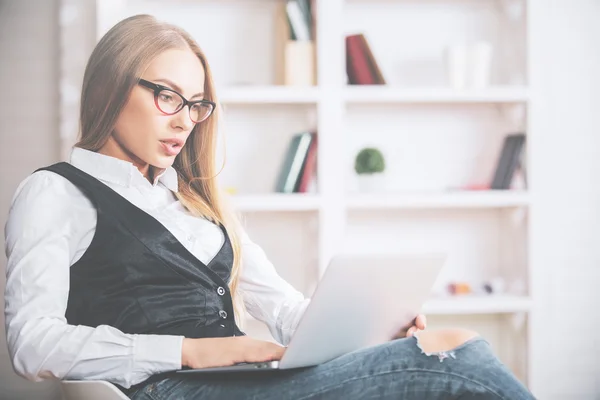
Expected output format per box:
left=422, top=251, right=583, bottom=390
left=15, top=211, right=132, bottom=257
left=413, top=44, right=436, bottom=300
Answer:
left=159, top=138, right=184, bottom=156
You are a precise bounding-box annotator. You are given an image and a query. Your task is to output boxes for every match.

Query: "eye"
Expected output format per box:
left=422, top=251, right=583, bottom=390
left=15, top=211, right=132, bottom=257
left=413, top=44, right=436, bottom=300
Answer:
left=158, top=92, right=175, bottom=103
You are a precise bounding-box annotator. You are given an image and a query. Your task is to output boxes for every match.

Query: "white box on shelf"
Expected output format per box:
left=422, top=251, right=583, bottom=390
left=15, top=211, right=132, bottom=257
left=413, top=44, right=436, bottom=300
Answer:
left=284, top=40, right=317, bottom=87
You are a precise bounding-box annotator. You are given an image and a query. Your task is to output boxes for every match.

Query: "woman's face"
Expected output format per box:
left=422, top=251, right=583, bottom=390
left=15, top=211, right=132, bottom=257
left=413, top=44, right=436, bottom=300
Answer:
left=102, top=48, right=206, bottom=176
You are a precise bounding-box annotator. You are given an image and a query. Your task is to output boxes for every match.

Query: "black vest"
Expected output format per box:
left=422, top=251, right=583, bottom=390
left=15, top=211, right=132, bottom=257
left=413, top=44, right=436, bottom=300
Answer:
left=37, top=162, right=245, bottom=339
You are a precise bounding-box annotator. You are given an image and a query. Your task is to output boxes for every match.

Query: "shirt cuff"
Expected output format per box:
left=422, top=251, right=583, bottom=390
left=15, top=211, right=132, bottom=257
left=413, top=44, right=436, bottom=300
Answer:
left=132, top=334, right=184, bottom=376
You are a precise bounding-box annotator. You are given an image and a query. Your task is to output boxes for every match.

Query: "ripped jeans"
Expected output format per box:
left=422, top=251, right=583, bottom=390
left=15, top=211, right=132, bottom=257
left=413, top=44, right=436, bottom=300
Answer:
left=128, top=336, right=536, bottom=400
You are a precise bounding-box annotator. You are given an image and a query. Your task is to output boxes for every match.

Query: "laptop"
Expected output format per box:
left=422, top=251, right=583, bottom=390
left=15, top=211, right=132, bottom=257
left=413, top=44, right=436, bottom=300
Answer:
left=176, top=253, right=445, bottom=374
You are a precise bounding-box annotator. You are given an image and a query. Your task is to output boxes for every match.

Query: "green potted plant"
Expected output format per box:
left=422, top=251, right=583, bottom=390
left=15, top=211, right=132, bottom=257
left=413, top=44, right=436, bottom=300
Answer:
left=354, top=147, right=386, bottom=192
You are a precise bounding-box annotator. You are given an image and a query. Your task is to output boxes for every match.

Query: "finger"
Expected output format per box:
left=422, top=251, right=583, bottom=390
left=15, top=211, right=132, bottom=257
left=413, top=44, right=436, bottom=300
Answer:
left=392, top=329, right=405, bottom=340
left=401, top=317, right=417, bottom=333
left=397, top=325, right=410, bottom=338
left=269, top=344, right=286, bottom=360
left=415, top=314, right=427, bottom=330
left=406, top=326, right=417, bottom=337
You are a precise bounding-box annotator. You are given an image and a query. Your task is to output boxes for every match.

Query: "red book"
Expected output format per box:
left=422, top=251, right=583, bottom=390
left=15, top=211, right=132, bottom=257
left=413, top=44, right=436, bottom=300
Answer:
left=358, top=34, right=386, bottom=84
left=298, top=135, right=318, bottom=193
left=346, top=34, right=375, bottom=85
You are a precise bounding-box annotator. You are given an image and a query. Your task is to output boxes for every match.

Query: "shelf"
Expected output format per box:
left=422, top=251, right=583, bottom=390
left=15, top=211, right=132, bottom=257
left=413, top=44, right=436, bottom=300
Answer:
left=229, top=194, right=321, bottom=212
left=216, top=86, right=528, bottom=105
left=423, top=295, right=532, bottom=315
left=346, top=191, right=530, bottom=210
left=344, top=86, right=529, bottom=104
left=218, top=86, right=320, bottom=104
left=228, top=192, right=529, bottom=212
left=242, top=295, right=531, bottom=323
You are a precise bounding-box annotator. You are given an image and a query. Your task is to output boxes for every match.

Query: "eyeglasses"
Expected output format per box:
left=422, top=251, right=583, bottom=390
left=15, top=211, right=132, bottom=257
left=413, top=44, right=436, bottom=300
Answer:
left=138, top=78, right=216, bottom=124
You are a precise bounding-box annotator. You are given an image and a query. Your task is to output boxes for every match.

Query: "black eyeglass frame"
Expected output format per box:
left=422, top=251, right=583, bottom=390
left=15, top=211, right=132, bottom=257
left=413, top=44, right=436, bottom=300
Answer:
left=138, top=78, right=216, bottom=123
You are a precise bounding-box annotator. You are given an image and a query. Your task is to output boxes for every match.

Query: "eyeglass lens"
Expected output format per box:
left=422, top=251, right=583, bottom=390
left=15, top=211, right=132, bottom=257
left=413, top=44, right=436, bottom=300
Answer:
left=156, top=89, right=213, bottom=123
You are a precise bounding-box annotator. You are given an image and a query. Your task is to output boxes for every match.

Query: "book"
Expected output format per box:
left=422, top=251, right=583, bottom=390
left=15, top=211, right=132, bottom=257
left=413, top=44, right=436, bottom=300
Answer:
left=286, top=0, right=311, bottom=41
left=518, top=140, right=528, bottom=188
left=346, top=34, right=375, bottom=85
left=490, top=133, right=526, bottom=190
left=346, top=33, right=385, bottom=85
left=296, top=133, right=318, bottom=192
left=358, top=34, right=386, bottom=84
left=275, top=132, right=315, bottom=193
left=295, top=0, right=312, bottom=38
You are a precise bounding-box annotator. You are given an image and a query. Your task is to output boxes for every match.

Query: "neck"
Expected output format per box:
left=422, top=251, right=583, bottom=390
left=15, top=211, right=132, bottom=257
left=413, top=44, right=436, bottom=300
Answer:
left=98, top=136, right=153, bottom=182
left=147, top=166, right=155, bottom=183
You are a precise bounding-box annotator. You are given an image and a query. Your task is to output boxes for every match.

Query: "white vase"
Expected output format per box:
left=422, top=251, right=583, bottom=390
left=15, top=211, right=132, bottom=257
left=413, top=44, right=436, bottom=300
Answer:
left=356, top=173, right=386, bottom=193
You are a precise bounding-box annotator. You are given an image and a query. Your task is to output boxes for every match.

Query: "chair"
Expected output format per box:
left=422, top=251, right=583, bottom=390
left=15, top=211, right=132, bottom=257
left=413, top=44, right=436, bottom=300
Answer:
left=60, top=380, right=130, bottom=400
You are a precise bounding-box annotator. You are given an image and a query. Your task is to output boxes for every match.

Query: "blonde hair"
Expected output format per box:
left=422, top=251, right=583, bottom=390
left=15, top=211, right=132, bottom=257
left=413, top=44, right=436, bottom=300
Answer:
left=75, top=14, right=245, bottom=320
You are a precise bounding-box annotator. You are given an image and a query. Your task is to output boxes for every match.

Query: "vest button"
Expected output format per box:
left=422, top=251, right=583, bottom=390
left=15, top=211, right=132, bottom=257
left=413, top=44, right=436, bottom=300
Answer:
left=217, top=286, right=225, bottom=296
left=219, top=310, right=228, bottom=319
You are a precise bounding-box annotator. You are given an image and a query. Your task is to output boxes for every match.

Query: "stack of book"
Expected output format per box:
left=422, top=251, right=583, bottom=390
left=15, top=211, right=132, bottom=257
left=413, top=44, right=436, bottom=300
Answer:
left=275, top=132, right=318, bottom=193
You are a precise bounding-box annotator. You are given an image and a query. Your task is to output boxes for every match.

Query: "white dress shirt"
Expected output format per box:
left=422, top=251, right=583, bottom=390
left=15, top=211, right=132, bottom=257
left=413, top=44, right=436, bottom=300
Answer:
left=4, top=147, right=310, bottom=388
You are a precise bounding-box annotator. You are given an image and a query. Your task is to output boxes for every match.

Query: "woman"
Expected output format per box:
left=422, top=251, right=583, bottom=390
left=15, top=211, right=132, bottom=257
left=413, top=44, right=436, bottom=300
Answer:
left=4, top=14, right=535, bottom=400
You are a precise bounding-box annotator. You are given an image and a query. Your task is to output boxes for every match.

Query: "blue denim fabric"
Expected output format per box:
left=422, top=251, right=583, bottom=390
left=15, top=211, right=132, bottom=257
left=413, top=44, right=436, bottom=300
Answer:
left=129, top=336, right=536, bottom=400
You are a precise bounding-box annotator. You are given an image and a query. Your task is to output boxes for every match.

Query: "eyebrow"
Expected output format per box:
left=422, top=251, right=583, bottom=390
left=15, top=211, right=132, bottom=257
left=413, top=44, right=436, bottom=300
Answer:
left=153, top=78, right=204, bottom=99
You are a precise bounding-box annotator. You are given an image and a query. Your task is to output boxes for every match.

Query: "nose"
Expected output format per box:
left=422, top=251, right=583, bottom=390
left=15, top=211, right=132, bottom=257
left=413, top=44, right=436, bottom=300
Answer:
left=171, top=105, right=195, bottom=132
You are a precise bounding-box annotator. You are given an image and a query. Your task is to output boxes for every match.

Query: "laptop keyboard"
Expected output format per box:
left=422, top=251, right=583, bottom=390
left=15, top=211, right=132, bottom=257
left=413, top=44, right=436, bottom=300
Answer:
left=234, top=362, right=271, bottom=368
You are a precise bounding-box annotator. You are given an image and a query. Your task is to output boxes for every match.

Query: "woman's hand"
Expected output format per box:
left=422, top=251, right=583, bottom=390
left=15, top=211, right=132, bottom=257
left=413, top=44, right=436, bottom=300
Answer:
left=181, top=336, right=286, bottom=369
left=392, top=314, right=427, bottom=339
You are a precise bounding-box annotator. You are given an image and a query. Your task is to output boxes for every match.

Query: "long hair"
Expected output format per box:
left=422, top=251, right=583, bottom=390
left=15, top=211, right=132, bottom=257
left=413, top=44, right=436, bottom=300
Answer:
left=75, top=14, right=245, bottom=320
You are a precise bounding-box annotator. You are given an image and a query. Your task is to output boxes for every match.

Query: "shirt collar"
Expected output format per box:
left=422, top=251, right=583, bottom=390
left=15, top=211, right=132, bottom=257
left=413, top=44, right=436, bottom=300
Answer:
left=69, top=147, right=179, bottom=193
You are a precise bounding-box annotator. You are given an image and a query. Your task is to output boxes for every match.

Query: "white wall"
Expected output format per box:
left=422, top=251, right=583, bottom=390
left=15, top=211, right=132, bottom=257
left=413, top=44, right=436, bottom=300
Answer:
left=0, top=1, right=62, bottom=399
left=528, top=0, right=600, bottom=398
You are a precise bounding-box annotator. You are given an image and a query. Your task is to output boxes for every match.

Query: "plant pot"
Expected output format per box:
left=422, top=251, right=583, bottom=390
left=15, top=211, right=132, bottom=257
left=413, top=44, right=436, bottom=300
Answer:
left=356, top=173, right=386, bottom=193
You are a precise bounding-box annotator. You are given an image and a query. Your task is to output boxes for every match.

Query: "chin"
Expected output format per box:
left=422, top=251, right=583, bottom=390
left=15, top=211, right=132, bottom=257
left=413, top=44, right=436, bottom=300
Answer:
left=153, top=155, right=176, bottom=169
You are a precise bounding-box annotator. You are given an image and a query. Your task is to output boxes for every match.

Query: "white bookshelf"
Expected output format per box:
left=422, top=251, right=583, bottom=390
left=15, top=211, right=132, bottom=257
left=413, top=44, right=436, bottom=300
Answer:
left=344, top=86, right=529, bottom=104
left=89, top=0, right=536, bottom=392
left=216, top=86, right=530, bottom=105
left=230, top=194, right=321, bottom=212
left=229, top=191, right=529, bottom=212
left=346, top=191, right=530, bottom=209
left=245, top=295, right=531, bottom=323
left=423, top=295, right=532, bottom=315
left=219, top=86, right=320, bottom=104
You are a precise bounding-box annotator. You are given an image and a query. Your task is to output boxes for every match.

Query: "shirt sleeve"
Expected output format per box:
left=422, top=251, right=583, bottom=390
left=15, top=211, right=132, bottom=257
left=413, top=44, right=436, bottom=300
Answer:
left=3, top=171, right=183, bottom=389
left=237, top=228, right=311, bottom=345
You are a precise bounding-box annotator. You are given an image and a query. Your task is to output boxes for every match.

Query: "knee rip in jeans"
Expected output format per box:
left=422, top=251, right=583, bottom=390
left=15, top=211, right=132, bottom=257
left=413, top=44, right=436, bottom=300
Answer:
left=413, top=328, right=480, bottom=362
